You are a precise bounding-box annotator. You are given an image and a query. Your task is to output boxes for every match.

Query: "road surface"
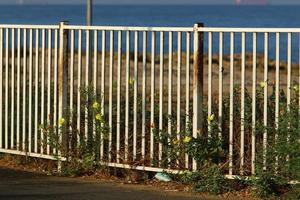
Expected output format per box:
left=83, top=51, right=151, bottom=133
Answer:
left=0, top=167, right=214, bottom=200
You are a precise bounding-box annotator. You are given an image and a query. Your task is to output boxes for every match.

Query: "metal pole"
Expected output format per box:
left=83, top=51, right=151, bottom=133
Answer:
left=86, top=0, right=93, bottom=149
left=87, top=0, right=93, bottom=26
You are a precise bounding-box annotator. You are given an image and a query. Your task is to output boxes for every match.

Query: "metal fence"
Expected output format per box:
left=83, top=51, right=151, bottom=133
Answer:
left=0, top=22, right=299, bottom=177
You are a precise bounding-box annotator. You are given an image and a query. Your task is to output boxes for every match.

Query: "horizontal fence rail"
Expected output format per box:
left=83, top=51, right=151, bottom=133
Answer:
left=0, top=23, right=299, bottom=177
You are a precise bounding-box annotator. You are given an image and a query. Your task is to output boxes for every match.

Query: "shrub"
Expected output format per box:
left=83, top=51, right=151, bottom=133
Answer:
left=250, top=170, right=290, bottom=198
left=40, top=86, right=109, bottom=175
left=180, top=165, right=229, bottom=195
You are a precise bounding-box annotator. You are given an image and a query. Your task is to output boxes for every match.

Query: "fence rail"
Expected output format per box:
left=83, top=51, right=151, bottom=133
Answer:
left=0, top=22, right=299, bottom=177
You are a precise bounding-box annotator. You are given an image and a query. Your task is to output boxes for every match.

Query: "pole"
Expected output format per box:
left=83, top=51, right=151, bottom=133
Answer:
left=192, top=22, right=204, bottom=171
left=87, top=0, right=93, bottom=26
left=58, top=21, right=69, bottom=171
left=86, top=0, right=93, bottom=149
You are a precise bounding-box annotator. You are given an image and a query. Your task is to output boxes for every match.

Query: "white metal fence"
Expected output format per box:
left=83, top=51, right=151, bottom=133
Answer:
left=0, top=22, right=299, bottom=177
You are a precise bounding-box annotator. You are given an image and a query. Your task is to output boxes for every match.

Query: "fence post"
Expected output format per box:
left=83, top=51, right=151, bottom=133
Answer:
left=192, top=23, right=204, bottom=171
left=58, top=21, right=69, bottom=172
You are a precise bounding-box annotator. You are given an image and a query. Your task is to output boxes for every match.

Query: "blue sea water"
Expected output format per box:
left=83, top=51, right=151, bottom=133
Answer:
left=0, top=5, right=299, bottom=27
left=1, top=5, right=300, bottom=60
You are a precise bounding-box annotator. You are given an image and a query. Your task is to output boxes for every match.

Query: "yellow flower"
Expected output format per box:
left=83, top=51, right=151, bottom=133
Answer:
left=208, top=114, right=215, bottom=123
left=59, top=118, right=65, bottom=126
left=293, top=85, right=299, bottom=92
left=95, top=113, right=102, bottom=121
left=129, top=78, right=135, bottom=85
left=92, top=102, right=100, bottom=110
left=172, top=138, right=180, bottom=145
left=183, top=136, right=192, bottom=144
left=259, top=81, right=266, bottom=89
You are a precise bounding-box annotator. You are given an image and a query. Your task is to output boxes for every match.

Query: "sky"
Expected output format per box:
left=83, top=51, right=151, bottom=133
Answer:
left=0, top=0, right=300, bottom=5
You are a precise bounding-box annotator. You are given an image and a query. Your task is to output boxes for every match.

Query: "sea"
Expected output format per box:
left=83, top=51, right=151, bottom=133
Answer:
left=1, top=5, right=300, bottom=60
left=0, top=5, right=299, bottom=27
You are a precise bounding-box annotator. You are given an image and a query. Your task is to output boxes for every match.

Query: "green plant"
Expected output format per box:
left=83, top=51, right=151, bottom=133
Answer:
left=153, top=112, right=225, bottom=167
left=40, top=86, right=109, bottom=175
left=180, top=165, right=229, bottom=195
left=186, top=116, right=225, bottom=166
left=194, top=166, right=227, bottom=195
left=251, top=85, right=300, bottom=198
left=250, top=170, right=290, bottom=198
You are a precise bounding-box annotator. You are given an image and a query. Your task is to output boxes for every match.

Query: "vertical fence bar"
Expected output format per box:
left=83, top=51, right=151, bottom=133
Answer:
left=11, top=28, right=15, bottom=149
left=108, top=30, right=113, bottom=162
left=58, top=22, right=69, bottom=170
left=28, top=29, right=33, bottom=152
left=177, top=32, right=182, bottom=166
left=22, top=29, right=27, bottom=151
left=207, top=31, right=212, bottom=136
left=252, top=32, right=257, bottom=175
left=185, top=32, right=190, bottom=169
left=263, top=32, right=269, bottom=170
left=299, top=33, right=300, bottom=131
left=34, top=29, right=39, bottom=153
left=150, top=31, right=155, bottom=163
left=85, top=30, right=90, bottom=141
left=229, top=32, right=234, bottom=175
left=193, top=23, right=204, bottom=171
left=177, top=32, right=182, bottom=142
left=5, top=28, right=8, bottom=149
left=117, top=30, right=121, bottom=162
left=168, top=31, right=173, bottom=166
left=125, top=31, right=129, bottom=161
left=69, top=29, right=74, bottom=155
left=41, top=29, right=45, bottom=154
left=93, top=30, right=97, bottom=146
left=275, top=32, right=280, bottom=171
left=133, top=31, right=138, bottom=160
left=0, top=29, right=2, bottom=149
left=298, top=30, right=300, bottom=169
left=16, top=28, right=21, bottom=150
left=77, top=30, right=82, bottom=145
left=218, top=32, right=223, bottom=138
left=240, top=32, right=246, bottom=175
left=142, top=31, right=146, bottom=160
left=159, top=31, right=164, bottom=163
left=100, top=30, right=105, bottom=160
left=287, top=32, right=292, bottom=162
left=287, top=33, right=292, bottom=108
left=53, top=29, right=58, bottom=154
left=47, top=29, right=52, bottom=155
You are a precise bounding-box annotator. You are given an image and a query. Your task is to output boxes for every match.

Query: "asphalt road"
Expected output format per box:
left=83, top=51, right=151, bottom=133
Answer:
left=0, top=167, right=212, bottom=200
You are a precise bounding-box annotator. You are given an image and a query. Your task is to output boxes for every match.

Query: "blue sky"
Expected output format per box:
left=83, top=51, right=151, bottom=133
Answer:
left=1, top=0, right=300, bottom=5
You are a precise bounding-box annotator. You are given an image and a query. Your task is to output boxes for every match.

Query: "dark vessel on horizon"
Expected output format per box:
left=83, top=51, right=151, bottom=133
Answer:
left=235, top=0, right=269, bottom=5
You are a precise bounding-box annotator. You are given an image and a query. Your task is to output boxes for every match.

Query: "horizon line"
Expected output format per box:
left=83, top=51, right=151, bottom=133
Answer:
left=0, top=3, right=299, bottom=5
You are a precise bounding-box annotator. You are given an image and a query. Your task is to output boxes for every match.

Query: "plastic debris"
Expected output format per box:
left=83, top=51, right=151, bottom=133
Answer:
left=154, top=172, right=172, bottom=182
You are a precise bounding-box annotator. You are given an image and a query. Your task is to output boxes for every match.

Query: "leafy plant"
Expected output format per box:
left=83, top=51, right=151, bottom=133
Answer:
left=40, top=86, right=109, bottom=174
left=180, top=165, right=229, bottom=195
left=250, top=170, right=290, bottom=198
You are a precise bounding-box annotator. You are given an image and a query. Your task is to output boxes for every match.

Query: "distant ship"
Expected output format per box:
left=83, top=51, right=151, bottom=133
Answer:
left=235, top=0, right=269, bottom=5
left=18, top=0, right=24, bottom=5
